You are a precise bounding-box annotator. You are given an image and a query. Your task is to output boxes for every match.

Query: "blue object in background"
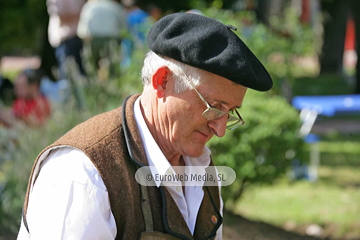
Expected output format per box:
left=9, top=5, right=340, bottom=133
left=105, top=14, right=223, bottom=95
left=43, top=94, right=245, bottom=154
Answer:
left=40, top=77, right=70, bottom=105
left=127, top=8, right=149, bottom=43
left=304, top=133, right=320, bottom=143
left=292, top=95, right=360, bottom=117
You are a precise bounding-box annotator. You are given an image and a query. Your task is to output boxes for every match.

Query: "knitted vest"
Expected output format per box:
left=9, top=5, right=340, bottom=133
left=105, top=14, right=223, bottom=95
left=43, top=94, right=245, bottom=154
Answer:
left=23, top=95, right=222, bottom=240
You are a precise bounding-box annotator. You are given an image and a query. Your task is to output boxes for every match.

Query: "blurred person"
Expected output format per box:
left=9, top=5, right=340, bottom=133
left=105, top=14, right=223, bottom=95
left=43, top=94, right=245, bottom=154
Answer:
left=77, top=0, right=127, bottom=79
left=39, top=1, right=58, bottom=83
left=122, top=0, right=150, bottom=45
left=36, top=9, right=72, bottom=106
left=47, top=0, right=86, bottom=81
left=18, top=13, right=272, bottom=239
left=0, top=69, right=51, bottom=128
left=120, top=0, right=152, bottom=68
left=40, top=76, right=70, bottom=105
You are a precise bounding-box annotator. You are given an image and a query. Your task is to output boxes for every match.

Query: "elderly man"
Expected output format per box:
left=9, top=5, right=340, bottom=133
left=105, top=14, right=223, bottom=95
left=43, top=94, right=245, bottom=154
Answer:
left=18, top=13, right=272, bottom=239
left=47, top=0, right=86, bottom=79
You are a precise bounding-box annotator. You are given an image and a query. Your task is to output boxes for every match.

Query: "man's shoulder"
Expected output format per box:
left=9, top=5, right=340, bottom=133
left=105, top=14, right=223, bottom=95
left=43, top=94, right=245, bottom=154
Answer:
left=54, top=106, right=125, bottom=149
left=38, top=147, right=106, bottom=189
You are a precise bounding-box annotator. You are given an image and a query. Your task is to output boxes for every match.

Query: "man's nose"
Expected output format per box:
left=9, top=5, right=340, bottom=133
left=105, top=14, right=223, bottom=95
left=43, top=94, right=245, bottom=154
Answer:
left=207, top=115, right=228, bottom=137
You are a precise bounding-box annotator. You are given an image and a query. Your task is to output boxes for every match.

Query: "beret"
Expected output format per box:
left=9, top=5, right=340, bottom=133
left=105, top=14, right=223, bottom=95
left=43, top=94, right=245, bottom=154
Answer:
left=147, top=13, right=273, bottom=91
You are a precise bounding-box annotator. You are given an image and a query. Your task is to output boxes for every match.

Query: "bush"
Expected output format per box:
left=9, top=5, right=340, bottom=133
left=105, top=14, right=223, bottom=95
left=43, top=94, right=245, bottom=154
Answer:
left=207, top=90, right=306, bottom=205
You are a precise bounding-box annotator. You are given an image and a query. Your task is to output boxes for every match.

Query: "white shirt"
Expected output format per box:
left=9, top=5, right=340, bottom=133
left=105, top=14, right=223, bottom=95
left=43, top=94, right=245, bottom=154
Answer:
left=17, top=98, right=223, bottom=239
left=17, top=147, right=117, bottom=240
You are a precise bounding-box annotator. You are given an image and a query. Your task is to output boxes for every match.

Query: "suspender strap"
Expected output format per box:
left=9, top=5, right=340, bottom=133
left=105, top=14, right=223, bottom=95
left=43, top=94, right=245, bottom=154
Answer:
left=140, top=179, right=154, bottom=231
left=123, top=96, right=154, bottom=232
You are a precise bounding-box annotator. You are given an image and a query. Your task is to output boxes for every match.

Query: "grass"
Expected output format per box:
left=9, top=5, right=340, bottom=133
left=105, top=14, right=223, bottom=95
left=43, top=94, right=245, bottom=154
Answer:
left=232, top=129, right=360, bottom=239
left=234, top=178, right=360, bottom=238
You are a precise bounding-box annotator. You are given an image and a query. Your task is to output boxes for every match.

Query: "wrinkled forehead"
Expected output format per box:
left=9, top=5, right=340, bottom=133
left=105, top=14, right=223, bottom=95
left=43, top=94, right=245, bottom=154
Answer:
left=197, top=71, right=248, bottom=107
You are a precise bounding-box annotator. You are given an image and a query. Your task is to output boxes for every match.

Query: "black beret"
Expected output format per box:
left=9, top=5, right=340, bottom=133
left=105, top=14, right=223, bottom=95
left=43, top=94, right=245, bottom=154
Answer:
left=147, top=13, right=273, bottom=91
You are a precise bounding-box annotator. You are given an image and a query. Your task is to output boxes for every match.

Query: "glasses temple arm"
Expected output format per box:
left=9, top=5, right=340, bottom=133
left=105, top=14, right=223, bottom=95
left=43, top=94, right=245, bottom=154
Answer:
left=182, top=72, right=212, bottom=108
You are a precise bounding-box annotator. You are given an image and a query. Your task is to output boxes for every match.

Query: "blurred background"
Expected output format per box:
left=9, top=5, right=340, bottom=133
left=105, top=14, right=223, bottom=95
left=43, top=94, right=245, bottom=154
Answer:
left=0, top=0, right=359, bottom=239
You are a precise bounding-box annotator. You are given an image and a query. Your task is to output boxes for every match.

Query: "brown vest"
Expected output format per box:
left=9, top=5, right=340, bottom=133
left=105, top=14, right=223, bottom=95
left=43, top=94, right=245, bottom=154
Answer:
left=23, top=95, right=222, bottom=240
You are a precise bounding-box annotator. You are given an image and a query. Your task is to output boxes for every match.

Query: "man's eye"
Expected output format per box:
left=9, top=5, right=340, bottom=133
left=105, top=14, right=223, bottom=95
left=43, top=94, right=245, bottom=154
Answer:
left=210, top=102, right=221, bottom=109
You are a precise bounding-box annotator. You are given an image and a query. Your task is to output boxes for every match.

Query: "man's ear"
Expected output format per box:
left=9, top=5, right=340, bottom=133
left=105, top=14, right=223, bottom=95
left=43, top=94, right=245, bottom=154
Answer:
left=152, top=66, right=171, bottom=98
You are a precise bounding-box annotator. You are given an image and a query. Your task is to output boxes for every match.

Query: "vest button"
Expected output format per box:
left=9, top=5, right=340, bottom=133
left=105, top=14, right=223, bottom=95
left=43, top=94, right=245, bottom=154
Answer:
left=210, top=215, right=218, bottom=224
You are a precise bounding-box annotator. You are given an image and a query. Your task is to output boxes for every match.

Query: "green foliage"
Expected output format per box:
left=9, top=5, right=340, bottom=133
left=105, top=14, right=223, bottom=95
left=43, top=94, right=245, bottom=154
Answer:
left=208, top=90, right=306, bottom=204
left=188, top=0, right=238, bottom=10
left=0, top=0, right=46, bottom=55
left=202, top=7, right=318, bottom=95
left=0, top=48, right=148, bottom=236
left=0, top=105, right=93, bottom=235
left=81, top=47, right=146, bottom=112
left=293, top=74, right=353, bottom=96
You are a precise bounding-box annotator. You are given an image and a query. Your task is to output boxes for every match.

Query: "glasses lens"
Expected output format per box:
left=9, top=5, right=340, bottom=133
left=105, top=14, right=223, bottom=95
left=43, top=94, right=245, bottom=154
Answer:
left=202, top=108, right=226, bottom=120
left=226, top=118, right=241, bottom=130
left=203, top=108, right=244, bottom=130
left=226, top=115, right=244, bottom=130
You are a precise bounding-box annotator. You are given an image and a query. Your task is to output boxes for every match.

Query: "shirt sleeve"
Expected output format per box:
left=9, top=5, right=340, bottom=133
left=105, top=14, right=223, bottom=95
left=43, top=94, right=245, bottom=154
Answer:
left=18, top=147, right=117, bottom=240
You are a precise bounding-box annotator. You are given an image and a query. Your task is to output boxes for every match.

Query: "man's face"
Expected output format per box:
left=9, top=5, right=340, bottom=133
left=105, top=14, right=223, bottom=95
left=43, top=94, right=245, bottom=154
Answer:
left=159, top=70, right=247, bottom=158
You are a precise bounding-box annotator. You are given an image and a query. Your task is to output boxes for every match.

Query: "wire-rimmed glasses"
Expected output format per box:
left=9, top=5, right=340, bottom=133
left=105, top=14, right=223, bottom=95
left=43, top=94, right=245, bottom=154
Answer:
left=180, top=69, right=245, bottom=130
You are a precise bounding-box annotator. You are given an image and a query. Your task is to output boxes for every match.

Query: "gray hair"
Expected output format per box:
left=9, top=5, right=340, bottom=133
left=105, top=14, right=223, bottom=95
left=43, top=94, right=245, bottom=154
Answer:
left=141, top=51, right=203, bottom=93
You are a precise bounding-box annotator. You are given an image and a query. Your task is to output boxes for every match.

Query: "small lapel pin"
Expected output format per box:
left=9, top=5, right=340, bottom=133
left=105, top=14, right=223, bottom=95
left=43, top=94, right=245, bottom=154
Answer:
left=210, top=215, right=218, bottom=224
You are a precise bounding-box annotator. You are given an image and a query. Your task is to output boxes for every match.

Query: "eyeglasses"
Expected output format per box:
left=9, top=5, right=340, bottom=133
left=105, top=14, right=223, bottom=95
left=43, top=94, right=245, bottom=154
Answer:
left=180, top=69, right=245, bottom=130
